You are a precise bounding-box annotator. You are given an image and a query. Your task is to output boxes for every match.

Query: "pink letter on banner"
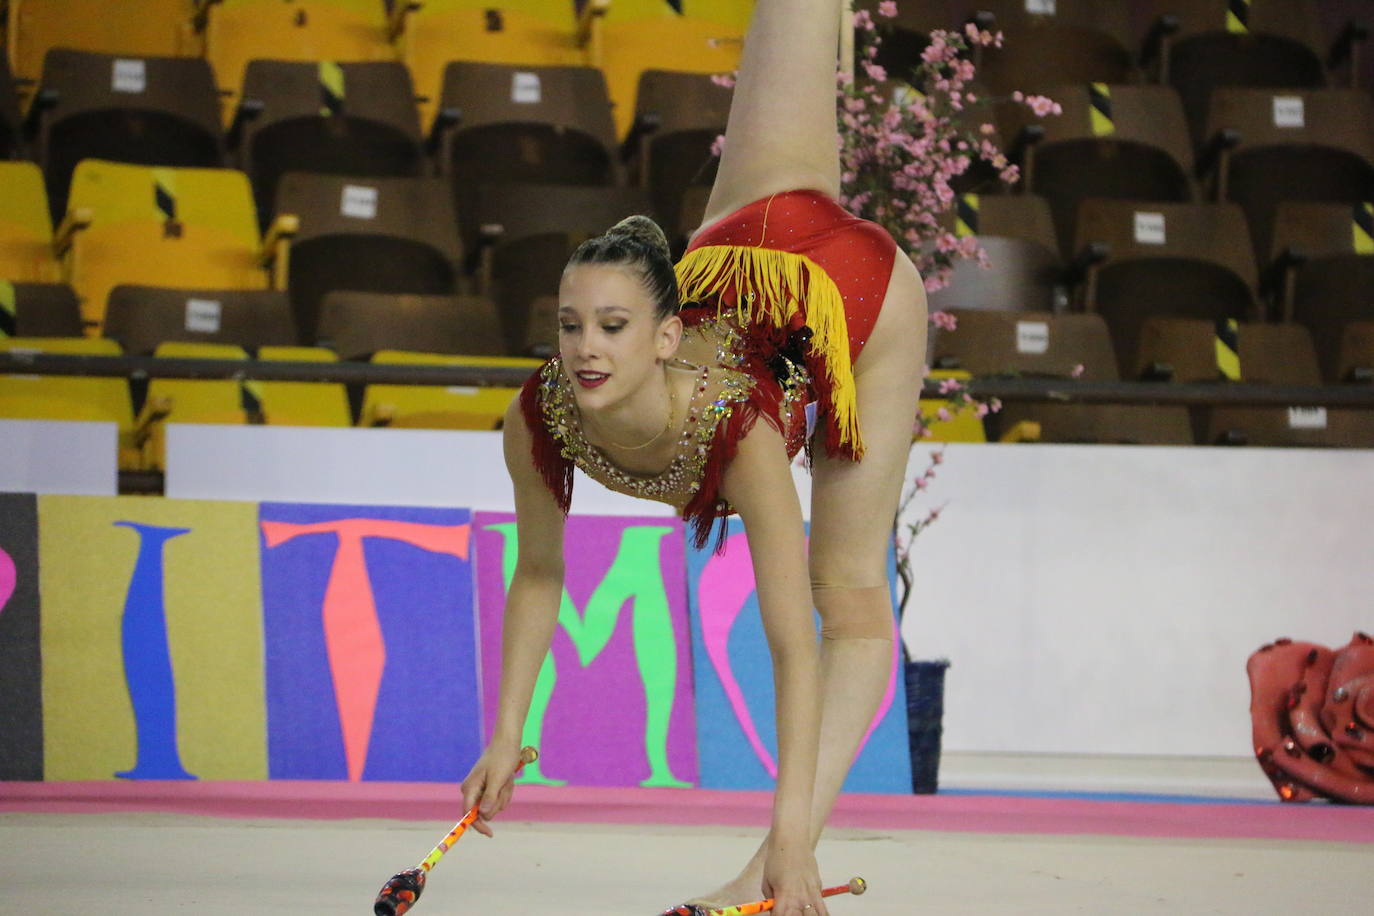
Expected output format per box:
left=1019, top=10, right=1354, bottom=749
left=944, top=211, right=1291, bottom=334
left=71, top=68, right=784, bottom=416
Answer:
left=474, top=513, right=697, bottom=789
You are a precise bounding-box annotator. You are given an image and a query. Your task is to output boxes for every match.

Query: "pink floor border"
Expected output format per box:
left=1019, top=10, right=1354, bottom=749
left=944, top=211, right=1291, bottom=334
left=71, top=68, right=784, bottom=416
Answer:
left=3, top=781, right=1373, bottom=844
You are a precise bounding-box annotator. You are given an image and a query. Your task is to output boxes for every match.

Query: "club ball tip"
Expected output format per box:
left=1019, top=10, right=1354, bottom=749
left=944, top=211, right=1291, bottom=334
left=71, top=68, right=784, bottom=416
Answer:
left=848, top=877, right=867, bottom=895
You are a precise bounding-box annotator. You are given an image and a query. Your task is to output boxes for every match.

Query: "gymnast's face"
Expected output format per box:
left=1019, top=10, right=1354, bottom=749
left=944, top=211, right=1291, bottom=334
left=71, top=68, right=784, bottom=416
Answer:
left=557, top=263, right=680, bottom=411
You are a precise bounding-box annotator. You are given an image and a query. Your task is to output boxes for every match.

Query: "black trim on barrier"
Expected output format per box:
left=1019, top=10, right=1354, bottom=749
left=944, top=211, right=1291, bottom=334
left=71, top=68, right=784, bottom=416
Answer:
left=4, top=353, right=1374, bottom=408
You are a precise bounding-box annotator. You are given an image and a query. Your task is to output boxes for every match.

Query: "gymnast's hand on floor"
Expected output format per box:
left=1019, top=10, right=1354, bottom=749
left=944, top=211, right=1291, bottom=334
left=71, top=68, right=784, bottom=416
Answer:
left=763, top=840, right=830, bottom=916
left=460, top=740, right=523, bottom=838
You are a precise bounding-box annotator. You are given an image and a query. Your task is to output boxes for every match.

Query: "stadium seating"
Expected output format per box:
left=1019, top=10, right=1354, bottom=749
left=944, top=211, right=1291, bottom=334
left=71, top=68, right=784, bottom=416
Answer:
left=359, top=351, right=540, bottom=430
left=1138, top=0, right=1337, bottom=149
left=1205, top=87, right=1374, bottom=266
left=0, top=162, right=62, bottom=284
left=0, top=282, right=83, bottom=338
left=932, top=310, right=1118, bottom=380
left=625, top=69, right=731, bottom=249
left=433, top=60, right=620, bottom=187
left=1269, top=200, right=1374, bottom=381
left=59, top=160, right=292, bottom=332
left=274, top=171, right=463, bottom=344
left=1073, top=198, right=1259, bottom=375
left=391, top=0, right=584, bottom=133
left=590, top=1, right=745, bottom=138
left=1, top=49, right=22, bottom=159
left=198, top=0, right=394, bottom=125
left=234, top=59, right=424, bottom=229
left=30, top=49, right=224, bottom=222
left=1009, top=83, right=1194, bottom=258
left=949, top=0, right=1136, bottom=95
left=314, top=291, right=506, bottom=359
left=102, top=286, right=297, bottom=355
left=4, top=0, right=198, bottom=94
left=926, top=193, right=1063, bottom=314
left=0, top=335, right=138, bottom=466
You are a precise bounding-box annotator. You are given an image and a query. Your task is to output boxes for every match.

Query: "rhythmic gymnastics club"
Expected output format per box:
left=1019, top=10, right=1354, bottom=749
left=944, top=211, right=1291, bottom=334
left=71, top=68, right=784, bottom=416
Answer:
left=666, top=877, right=867, bottom=916
left=373, top=746, right=539, bottom=916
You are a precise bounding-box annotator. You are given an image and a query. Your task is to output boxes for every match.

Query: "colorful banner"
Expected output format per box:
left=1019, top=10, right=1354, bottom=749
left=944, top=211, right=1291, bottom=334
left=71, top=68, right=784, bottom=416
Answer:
left=687, top=520, right=912, bottom=793
left=37, top=496, right=267, bottom=781
left=259, top=503, right=481, bottom=782
left=474, top=513, right=698, bottom=789
left=0, top=492, right=42, bottom=780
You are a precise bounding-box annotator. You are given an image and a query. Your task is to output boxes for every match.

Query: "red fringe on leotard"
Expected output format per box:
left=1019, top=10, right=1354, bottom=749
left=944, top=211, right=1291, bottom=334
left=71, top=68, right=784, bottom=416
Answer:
left=519, top=368, right=573, bottom=516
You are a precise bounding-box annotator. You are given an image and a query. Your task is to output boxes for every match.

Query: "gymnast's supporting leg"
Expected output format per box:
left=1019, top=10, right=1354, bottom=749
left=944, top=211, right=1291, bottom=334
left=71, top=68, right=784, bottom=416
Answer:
left=692, top=256, right=929, bottom=907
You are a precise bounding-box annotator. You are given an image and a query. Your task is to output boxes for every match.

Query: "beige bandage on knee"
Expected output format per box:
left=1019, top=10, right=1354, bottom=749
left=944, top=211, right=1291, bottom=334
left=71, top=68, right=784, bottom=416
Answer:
left=812, top=583, right=895, bottom=640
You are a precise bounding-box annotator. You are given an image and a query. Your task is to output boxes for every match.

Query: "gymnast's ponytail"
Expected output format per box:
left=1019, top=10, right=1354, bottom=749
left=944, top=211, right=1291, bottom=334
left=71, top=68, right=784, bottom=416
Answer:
left=566, top=215, right=680, bottom=321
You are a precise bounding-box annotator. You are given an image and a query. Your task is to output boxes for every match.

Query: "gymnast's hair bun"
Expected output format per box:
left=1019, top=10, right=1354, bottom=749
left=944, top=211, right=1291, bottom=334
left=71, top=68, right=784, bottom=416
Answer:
left=606, top=215, right=671, bottom=260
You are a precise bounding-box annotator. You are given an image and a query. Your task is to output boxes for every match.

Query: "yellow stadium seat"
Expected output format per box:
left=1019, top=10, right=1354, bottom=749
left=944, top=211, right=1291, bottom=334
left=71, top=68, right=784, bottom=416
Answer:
left=0, top=162, right=60, bottom=283
left=0, top=336, right=139, bottom=467
left=590, top=5, right=744, bottom=138
left=393, top=1, right=585, bottom=133
left=360, top=351, right=539, bottom=429
left=5, top=0, right=199, bottom=102
left=257, top=345, right=351, bottom=427
left=138, top=341, right=248, bottom=469
left=60, top=160, right=291, bottom=333
left=201, top=0, right=395, bottom=126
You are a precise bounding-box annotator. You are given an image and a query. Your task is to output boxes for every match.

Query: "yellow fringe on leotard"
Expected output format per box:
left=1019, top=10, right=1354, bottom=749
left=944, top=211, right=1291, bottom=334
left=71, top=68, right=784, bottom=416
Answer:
left=675, top=244, right=864, bottom=457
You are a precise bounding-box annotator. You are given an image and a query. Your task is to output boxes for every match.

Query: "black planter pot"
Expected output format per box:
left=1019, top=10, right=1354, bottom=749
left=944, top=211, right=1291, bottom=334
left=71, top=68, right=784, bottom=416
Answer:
left=904, top=658, right=950, bottom=794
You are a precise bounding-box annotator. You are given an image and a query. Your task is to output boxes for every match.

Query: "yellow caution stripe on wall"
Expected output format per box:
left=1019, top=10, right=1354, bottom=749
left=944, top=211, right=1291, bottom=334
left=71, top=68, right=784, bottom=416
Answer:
left=1354, top=202, right=1374, bottom=255
left=1227, top=0, right=1251, bottom=33
left=955, top=194, right=979, bottom=237
left=1088, top=82, right=1114, bottom=137
left=319, top=61, right=345, bottom=117
left=1215, top=317, right=1241, bottom=381
left=0, top=281, right=16, bottom=338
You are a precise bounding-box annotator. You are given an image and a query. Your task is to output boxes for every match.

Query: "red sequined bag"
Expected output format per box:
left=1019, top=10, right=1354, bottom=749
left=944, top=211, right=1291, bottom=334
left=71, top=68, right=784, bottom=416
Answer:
left=1247, top=632, right=1374, bottom=803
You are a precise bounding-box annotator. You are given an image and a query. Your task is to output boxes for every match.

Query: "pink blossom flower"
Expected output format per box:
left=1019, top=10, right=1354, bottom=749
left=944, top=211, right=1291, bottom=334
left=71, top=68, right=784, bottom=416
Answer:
left=710, top=133, right=726, bottom=157
left=710, top=72, right=735, bottom=89
left=931, top=449, right=945, bottom=464
left=878, top=1, right=898, bottom=17
left=934, top=408, right=952, bottom=424
left=1071, top=363, right=1085, bottom=378
left=930, top=310, right=958, bottom=332
left=938, top=378, right=963, bottom=395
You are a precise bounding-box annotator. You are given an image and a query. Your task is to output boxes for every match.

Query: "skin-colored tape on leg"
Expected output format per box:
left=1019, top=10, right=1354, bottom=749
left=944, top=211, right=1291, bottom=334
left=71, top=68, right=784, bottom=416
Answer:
left=812, top=583, right=894, bottom=640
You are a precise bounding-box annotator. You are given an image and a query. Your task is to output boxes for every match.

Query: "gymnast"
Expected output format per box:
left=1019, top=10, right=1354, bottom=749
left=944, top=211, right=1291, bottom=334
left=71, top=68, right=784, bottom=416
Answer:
left=461, top=1, right=928, bottom=913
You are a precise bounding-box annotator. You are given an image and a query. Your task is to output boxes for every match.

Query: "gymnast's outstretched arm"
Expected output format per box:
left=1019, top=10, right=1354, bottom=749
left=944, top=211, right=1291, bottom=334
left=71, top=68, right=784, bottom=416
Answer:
left=699, top=0, right=845, bottom=229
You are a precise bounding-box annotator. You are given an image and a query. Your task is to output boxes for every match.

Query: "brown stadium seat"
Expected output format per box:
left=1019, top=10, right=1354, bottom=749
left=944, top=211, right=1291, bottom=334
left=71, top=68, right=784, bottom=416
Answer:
left=274, top=171, right=464, bottom=344
left=1139, top=0, right=1337, bottom=149
left=1, top=49, right=23, bottom=159
left=1074, top=198, right=1259, bottom=375
left=852, top=0, right=947, bottom=83
left=1268, top=201, right=1374, bottom=381
left=434, top=61, right=619, bottom=188
left=590, top=2, right=745, bottom=139
left=391, top=1, right=584, bottom=134
left=102, top=286, right=296, bottom=355
left=462, top=183, right=654, bottom=288
left=4, top=0, right=199, bottom=96
left=931, top=310, right=1118, bottom=379
left=949, top=0, right=1136, bottom=95
left=1008, top=83, right=1195, bottom=258
left=1198, top=321, right=1374, bottom=447
left=489, top=233, right=575, bottom=357
left=926, top=193, right=1063, bottom=314
left=1205, top=88, right=1374, bottom=267
left=60, top=160, right=292, bottom=333
left=0, top=162, right=61, bottom=284
left=315, top=291, right=506, bottom=360
left=234, top=60, right=424, bottom=230
left=198, top=0, right=394, bottom=126
left=0, top=282, right=82, bottom=337
left=30, top=49, right=224, bottom=223
left=625, top=70, right=731, bottom=252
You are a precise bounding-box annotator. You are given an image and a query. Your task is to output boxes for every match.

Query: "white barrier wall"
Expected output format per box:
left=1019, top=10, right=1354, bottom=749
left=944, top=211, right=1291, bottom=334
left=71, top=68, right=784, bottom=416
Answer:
left=0, top=420, right=117, bottom=496
left=144, top=426, right=1374, bottom=760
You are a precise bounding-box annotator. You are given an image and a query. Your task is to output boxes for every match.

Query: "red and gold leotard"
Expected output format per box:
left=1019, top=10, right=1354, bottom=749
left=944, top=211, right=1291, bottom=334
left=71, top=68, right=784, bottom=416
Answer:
left=520, top=189, right=898, bottom=548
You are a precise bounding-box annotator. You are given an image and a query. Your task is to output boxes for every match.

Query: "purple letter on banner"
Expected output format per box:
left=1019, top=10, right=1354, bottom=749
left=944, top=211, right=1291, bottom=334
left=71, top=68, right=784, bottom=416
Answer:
left=474, top=513, right=697, bottom=788
left=259, top=503, right=480, bottom=782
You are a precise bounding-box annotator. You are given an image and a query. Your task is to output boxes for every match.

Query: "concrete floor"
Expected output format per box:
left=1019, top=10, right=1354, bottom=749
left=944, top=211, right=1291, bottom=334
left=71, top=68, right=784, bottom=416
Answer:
left=0, top=812, right=1366, bottom=915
